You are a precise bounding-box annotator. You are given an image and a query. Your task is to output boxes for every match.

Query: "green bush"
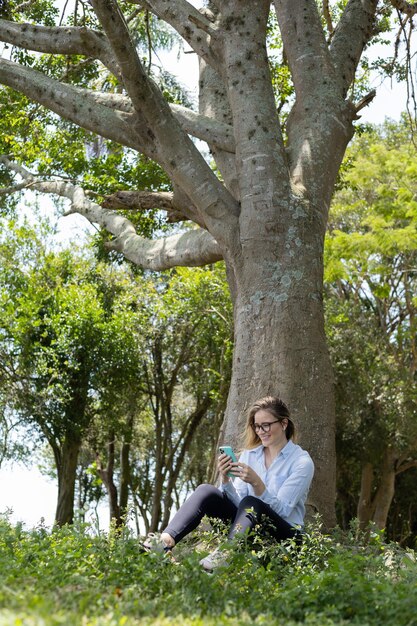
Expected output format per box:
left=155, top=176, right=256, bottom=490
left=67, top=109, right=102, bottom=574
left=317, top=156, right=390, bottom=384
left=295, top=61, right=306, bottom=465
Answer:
left=0, top=514, right=416, bottom=625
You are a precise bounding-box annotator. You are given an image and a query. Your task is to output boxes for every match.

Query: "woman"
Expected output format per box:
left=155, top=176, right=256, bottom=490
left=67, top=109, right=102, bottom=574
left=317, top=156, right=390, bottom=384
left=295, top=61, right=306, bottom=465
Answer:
left=144, top=396, right=314, bottom=571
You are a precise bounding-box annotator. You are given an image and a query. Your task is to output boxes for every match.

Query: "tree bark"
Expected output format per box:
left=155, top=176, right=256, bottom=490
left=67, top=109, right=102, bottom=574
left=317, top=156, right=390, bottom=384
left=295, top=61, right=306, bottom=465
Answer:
left=358, top=451, right=398, bottom=532
left=55, top=437, right=82, bottom=526
left=97, top=435, right=123, bottom=527
left=221, top=196, right=336, bottom=525
left=372, top=449, right=397, bottom=530
left=119, top=427, right=133, bottom=520
left=357, top=462, right=375, bottom=529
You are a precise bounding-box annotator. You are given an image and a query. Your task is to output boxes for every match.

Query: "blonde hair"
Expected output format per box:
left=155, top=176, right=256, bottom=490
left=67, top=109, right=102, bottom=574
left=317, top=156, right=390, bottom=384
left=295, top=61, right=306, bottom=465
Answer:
left=242, top=396, right=295, bottom=449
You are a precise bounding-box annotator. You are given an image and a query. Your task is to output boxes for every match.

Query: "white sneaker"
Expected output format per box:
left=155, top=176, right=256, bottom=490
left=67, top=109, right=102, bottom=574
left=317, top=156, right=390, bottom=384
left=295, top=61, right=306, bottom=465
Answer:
left=142, top=532, right=171, bottom=553
left=199, top=547, right=228, bottom=572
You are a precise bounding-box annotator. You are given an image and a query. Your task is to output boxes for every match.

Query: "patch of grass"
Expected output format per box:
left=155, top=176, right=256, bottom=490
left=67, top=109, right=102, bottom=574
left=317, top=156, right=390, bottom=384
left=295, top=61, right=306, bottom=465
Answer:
left=0, top=514, right=416, bottom=625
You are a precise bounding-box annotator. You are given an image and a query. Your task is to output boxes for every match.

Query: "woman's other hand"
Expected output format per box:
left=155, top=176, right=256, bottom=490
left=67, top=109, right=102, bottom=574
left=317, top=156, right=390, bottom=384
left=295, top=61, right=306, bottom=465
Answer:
left=231, top=462, right=265, bottom=496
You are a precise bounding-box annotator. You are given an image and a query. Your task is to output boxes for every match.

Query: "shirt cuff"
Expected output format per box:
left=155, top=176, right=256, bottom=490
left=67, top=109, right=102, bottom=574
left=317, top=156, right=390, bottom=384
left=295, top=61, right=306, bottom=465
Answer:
left=219, top=480, right=240, bottom=506
left=219, top=479, right=233, bottom=493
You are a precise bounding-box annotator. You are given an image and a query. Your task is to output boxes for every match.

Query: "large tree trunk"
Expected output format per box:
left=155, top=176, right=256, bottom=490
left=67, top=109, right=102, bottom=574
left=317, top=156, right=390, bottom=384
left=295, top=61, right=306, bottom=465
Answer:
left=221, top=195, right=336, bottom=525
left=55, top=437, right=82, bottom=526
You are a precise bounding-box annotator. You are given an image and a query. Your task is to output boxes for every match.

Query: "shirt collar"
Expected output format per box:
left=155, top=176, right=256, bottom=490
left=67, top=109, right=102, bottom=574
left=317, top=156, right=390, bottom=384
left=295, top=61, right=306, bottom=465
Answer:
left=280, top=439, right=295, bottom=457
left=248, top=439, right=295, bottom=458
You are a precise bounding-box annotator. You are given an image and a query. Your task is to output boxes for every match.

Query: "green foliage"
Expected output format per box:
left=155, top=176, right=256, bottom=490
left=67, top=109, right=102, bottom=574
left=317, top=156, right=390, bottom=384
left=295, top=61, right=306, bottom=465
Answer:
left=3, top=0, right=58, bottom=25
left=110, top=263, right=233, bottom=528
left=0, top=516, right=417, bottom=625
left=0, top=214, right=233, bottom=528
left=0, top=1, right=186, bottom=237
left=0, top=233, right=137, bottom=434
left=266, top=11, right=294, bottom=117
left=0, top=218, right=157, bottom=521
left=325, top=119, right=417, bottom=534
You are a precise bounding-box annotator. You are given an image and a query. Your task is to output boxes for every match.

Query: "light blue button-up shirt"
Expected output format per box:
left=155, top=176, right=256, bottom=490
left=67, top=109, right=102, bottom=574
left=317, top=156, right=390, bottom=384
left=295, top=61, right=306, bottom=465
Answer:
left=220, top=440, right=314, bottom=527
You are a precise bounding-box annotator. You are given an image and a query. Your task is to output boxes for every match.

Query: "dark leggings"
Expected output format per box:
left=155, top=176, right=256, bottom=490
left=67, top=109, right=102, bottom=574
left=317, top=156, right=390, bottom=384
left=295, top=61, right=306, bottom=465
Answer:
left=164, top=483, right=300, bottom=545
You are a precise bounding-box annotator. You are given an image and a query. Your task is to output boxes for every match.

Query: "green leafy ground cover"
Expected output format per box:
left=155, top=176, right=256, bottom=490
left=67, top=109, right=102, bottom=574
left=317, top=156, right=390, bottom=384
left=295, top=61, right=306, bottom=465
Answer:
left=1, top=516, right=416, bottom=626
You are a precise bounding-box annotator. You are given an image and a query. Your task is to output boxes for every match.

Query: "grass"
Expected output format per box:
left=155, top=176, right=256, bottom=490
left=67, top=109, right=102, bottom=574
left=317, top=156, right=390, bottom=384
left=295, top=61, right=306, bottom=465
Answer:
left=1, top=514, right=416, bottom=626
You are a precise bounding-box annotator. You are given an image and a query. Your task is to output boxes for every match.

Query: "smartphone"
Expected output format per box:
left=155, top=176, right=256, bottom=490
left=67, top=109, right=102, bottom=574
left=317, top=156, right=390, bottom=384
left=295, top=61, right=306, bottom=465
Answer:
left=219, top=445, right=237, bottom=477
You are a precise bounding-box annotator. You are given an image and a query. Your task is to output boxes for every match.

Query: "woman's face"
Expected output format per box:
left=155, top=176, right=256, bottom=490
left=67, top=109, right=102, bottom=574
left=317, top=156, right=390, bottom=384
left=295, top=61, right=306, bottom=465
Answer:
left=253, top=409, right=288, bottom=448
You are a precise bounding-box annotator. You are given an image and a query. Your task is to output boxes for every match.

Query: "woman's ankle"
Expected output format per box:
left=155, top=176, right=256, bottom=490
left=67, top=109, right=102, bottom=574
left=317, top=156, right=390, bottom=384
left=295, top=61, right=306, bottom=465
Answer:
left=161, top=532, right=175, bottom=548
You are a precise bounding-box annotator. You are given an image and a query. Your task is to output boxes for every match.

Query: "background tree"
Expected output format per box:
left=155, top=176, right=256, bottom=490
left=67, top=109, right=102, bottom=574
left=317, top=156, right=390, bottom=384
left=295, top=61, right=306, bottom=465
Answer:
left=325, top=119, right=417, bottom=536
left=0, top=215, right=232, bottom=530
left=1, top=0, right=416, bottom=523
left=88, top=264, right=232, bottom=532
left=134, top=266, right=232, bottom=532
left=0, top=221, right=144, bottom=525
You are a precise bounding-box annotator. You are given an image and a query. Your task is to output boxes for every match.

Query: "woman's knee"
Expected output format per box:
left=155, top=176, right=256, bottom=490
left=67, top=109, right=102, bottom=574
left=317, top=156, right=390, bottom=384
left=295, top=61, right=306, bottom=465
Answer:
left=194, top=483, right=219, bottom=497
left=239, top=495, right=264, bottom=512
left=192, top=483, right=222, bottom=506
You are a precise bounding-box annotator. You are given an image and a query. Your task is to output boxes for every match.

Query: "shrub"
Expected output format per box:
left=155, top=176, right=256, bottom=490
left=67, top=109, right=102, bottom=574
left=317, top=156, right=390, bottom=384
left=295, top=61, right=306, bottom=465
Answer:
left=0, top=514, right=416, bottom=625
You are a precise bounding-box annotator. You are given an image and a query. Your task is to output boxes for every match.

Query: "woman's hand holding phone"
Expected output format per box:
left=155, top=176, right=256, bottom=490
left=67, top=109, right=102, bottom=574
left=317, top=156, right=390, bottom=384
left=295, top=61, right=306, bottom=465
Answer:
left=218, top=446, right=265, bottom=494
left=218, top=452, right=232, bottom=483
left=218, top=446, right=238, bottom=483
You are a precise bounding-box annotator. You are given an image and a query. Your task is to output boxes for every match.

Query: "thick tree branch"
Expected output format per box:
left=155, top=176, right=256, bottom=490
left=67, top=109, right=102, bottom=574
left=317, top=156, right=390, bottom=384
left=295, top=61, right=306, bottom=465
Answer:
left=355, top=89, right=377, bottom=114
left=0, top=157, right=223, bottom=269
left=272, top=1, right=357, bottom=206
left=198, top=59, right=239, bottom=198
left=0, top=58, right=155, bottom=155
left=102, top=190, right=174, bottom=211
left=273, top=0, right=335, bottom=99
left=330, top=0, right=379, bottom=97
left=81, top=91, right=235, bottom=152
left=90, top=0, right=169, bottom=128
left=0, top=19, right=121, bottom=79
left=221, top=0, right=290, bottom=222
left=102, top=190, right=189, bottom=222
left=133, top=0, right=220, bottom=69
left=103, top=226, right=222, bottom=273
left=0, top=17, right=231, bottom=151
left=389, top=0, right=417, bottom=16
left=396, top=459, right=417, bottom=475
left=0, top=52, right=237, bottom=239
left=170, top=104, right=235, bottom=153
left=91, top=0, right=239, bottom=241
left=278, top=0, right=360, bottom=207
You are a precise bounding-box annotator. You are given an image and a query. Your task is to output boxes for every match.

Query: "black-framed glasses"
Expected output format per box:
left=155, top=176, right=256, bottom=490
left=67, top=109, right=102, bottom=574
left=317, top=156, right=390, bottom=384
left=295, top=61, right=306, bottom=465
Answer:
left=251, top=420, right=281, bottom=433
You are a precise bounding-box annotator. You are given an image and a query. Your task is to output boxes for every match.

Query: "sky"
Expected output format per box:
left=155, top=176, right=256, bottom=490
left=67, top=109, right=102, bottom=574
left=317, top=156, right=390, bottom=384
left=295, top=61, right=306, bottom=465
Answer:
left=0, top=5, right=412, bottom=531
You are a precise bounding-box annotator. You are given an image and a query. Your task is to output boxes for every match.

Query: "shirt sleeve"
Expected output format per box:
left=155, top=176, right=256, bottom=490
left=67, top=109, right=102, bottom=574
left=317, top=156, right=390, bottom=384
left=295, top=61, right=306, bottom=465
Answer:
left=259, top=452, right=314, bottom=520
